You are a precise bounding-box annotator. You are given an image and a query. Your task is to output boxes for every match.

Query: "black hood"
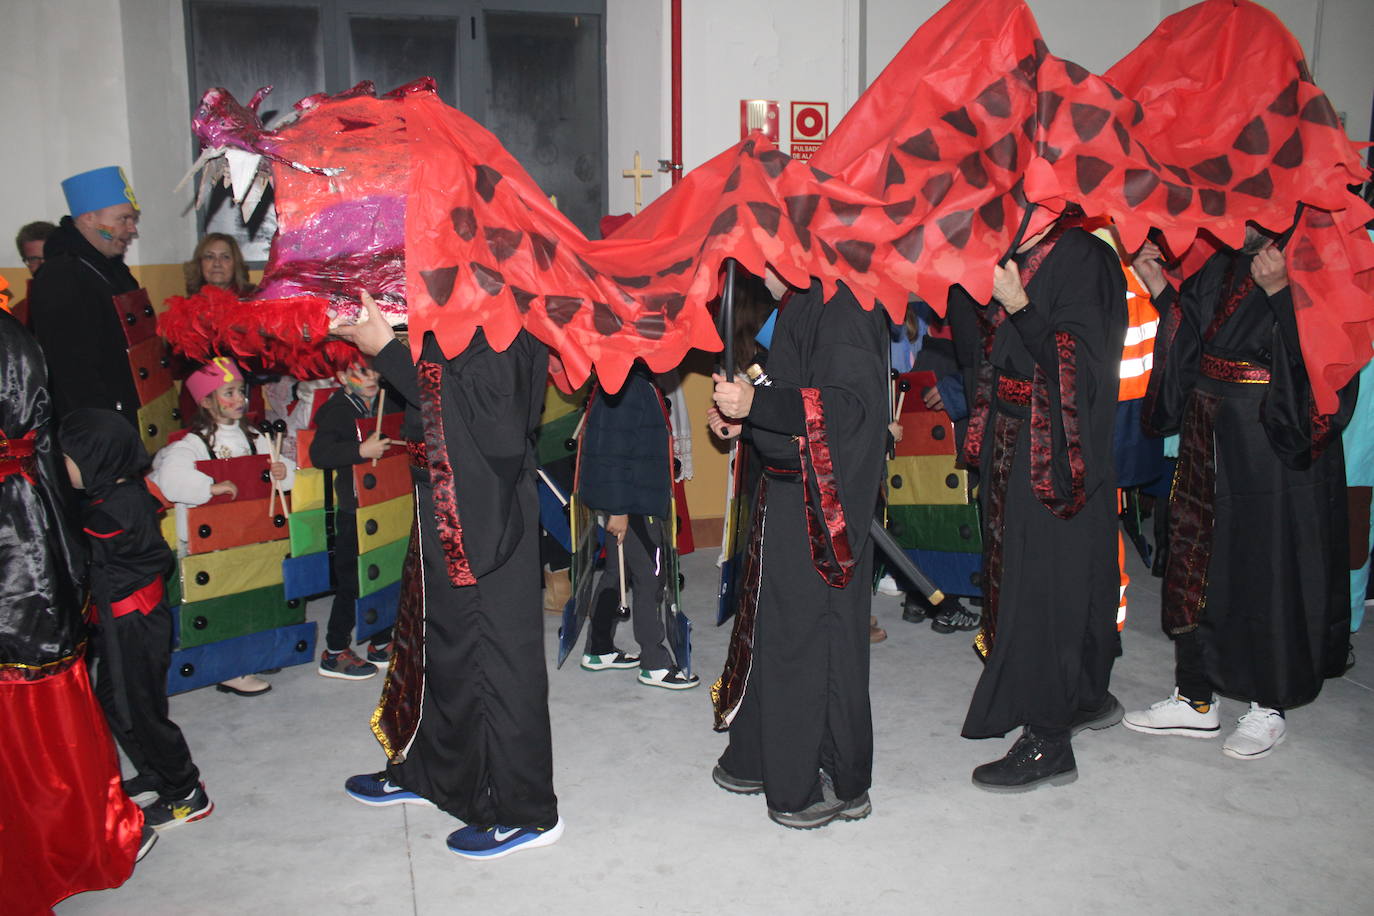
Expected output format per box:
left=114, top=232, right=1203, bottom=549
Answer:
left=59, top=407, right=150, bottom=500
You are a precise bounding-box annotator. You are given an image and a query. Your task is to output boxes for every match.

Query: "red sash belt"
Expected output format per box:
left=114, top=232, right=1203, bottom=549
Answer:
left=0, top=430, right=38, bottom=484
left=91, top=578, right=165, bottom=623
left=995, top=375, right=1032, bottom=406
left=1200, top=354, right=1270, bottom=384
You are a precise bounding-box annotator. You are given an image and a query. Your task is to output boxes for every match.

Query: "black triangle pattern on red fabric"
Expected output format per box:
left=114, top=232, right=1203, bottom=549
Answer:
left=656, top=257, right=692, bottom=277
left=937, top=209, right=974, bottom=248
left=592, top=301, right=622, bottom=336
left=892, top=223, right=924, bottom=262
left=612, top=274, right=651, bottom=289
left=471, top=262, right=504, bottom=296
left=723, top=166, right=742, bottom=193
left=899, top=130, right=941, bottom=161
left=573, top=255, right=598, bottom=280
left=885, top=156, right=906, bottom=189
left=1299, top=95, right=1340, bottom=128
left=979, top=196, right=1005, bottom=231
left=746, top=201, right=782, bottom=236
left=510, top=286, right=536, bottom=314
left=1063, top=59, right=1090, bottom=85
left=986, top=133, right=1018, bottom=171
left=883, top=198, right=915, bottom=224
left=1123, top=169, right=1160, bottom=207
left=635, top=313, right=666, bottom=340
left=818, top=239, right=838, bottom=264
left=1233, top=117, right=1270, bottom=155
left=828, top=198, right=865, bottom=226
left=1233, top=168, right=1273, bottom=199
left=1273, top=130, right=1303, bottom=169
left=1290, top=237, right=1324, bottom=272
left=545, top=295, right=581, bottom=327
left=1164, top=164, right=1192, bottom=186
left=1022, top=114, right=1037, bottom=142
left=836, top=240, right=875, bottom=272
left=975, top=78, right=1012, bottom=118
left=1037, top=91, right=1063, bottom=128
left=785, top=194, right=820, bottom=228
left=1268, top=80, right=1300, bottom=116
left=922, top=173, right=954, bottom=207
left=1191, top=155, right=1233, bottom=185
left=1305, top=209, right=1335, bottom=229
left=810, top=166, right=834, bottom=183
left=420, top=266, right=458, bottom=306
left=1138, top=143, right=1162, bottom=172
left=1112, top=119, right=1131, bottom=156
left=941, top=107, right=979, bottom=137
left=1069, top=103, right=1111, bottom=141
left=474, top=165, right=503, bottom=203
left=1075, top=155, right=1113, bottom=193
left=1199, top=188, right=1227, bottom=216
left=708, top=206, right=738, bottom=237
left=337, top=118, right=376, bottom=132
left=450, top=207, right=477, bottom=241
left=759, top=150, right=790, bottom=178
left=1163, top=182, right=1192, bottom=216
left=1130, top=100, right=1144, bottom=126
left=484, top=227, right=523, bottom=262
left=958, top=152, right=989, bottom=189
left=531, top=233, right=557, bottom=270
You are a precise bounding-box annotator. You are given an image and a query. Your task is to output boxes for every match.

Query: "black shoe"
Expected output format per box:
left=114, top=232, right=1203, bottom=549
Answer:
left=901, top=594, right=929, bottom=624
left=136, top=825, right=157, bottom=862
left=972, top=729, right=1077, bottom=793
left=712, top=765, right=763, bottom=795
left=1070, top=693, right=1124, bottom=736
left=767, top=773, right=872, bottom=829
left=931, top=600, right=980, bottom=633
left=122, top=772, right=160, bottom=806
left=143, top=783, right=213, bottom=831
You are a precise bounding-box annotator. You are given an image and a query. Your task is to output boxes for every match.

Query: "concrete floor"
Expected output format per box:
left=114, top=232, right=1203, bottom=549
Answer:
left=59, top=548, right=1373, bottom=916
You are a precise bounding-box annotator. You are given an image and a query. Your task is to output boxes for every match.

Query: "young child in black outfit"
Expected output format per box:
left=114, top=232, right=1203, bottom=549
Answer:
left=60, top=408, right=212, bottom=831
left=310, top=359, right=395, bottom=679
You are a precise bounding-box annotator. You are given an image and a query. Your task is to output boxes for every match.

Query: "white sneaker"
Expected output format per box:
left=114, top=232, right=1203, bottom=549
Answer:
left=876, top=574, right=902, bottom=597
left=1222, top=704, right=1286, bottom=760
left=1122, top=688, right=1220, bottom=738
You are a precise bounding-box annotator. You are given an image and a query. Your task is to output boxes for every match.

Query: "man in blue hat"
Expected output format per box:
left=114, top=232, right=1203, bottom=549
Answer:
left=29, top=166, right=145, bottom=428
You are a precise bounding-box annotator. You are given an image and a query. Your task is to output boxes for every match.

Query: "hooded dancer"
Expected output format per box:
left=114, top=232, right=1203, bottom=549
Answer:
left=337, top=294, right=561, bottom=860
left=711, top=276, right=889, bottom=830
left=956, top=218, right=1128, bottom=792
left=1124, top=227, right=1354, bottom=759
left=0, top=311, right=150, bottom=912
left=61, top=408, right=212, bottom=830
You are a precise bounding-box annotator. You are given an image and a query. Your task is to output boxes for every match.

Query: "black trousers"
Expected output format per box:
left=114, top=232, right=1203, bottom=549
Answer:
left=719, top=478, right=874, bottom=813
left=387, top=480, right=558, bottom=829
left=92, top=603, right=200, bottom=800
left=327, top=508, right=392, bottom=652
left=585, top=514, right=671, bottom=670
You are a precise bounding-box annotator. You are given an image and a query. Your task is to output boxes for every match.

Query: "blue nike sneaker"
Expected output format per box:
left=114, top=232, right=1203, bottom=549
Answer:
left=446, top=817, right=565, bottom=860
left=344, top=771, right=433, bottom=807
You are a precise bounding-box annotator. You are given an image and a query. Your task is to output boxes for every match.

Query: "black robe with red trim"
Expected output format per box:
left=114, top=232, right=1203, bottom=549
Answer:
left=716, top=280, right=889, bottom=814
left=959, top=227, right=1127, bottom=739
left=1144, top=251, right=1353, bottom=708
left=370, top=329, right=558, bottom=830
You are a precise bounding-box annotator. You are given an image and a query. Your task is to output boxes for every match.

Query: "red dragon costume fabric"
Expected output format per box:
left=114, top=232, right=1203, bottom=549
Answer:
left=161, top=0, right=1371, bottom=412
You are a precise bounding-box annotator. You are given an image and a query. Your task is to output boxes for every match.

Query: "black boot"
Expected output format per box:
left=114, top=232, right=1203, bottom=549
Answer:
left=1069, top=692, right=1124, bottom=736
left=972, top=728, right=1077, bottom=793
left=901, top=593, right=929, bottom=623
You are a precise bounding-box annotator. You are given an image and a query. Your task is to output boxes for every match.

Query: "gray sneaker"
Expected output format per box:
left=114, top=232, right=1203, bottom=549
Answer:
left=767, top=773, right=871, bottom=829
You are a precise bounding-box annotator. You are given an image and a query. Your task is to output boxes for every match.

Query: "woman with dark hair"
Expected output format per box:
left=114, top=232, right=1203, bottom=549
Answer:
left=183, top=233, right=252, bottom=296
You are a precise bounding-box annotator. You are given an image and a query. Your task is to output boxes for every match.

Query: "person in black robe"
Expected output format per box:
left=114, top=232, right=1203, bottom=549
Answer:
left=1124, top=226, right=1353, bottom=760
left=956, top=219, right=1127, bottom=792
left=333, top=294, right=561, bottom=860
left=711, top=277, right=889, bottom=829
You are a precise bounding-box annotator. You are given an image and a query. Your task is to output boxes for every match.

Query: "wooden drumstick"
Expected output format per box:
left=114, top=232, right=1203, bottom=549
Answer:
left=372, top=388, right=386, bottom=467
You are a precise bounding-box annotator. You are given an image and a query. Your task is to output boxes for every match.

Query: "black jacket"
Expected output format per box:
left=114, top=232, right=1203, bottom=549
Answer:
left=28, top=217, right=141, bottom=428
left=310, top=387, right=399, bottom=510
left=577, top=369, right=671, bottom=518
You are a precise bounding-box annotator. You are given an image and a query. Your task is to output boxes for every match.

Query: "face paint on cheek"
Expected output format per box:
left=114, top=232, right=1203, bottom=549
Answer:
left=96, top=225, right=117, bottom=241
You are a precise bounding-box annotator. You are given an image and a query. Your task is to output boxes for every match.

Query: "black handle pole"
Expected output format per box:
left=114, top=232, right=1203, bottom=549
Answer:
left=720, top=258, right=738, bottom=381
left=869, top=519, right=944, bottom=604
